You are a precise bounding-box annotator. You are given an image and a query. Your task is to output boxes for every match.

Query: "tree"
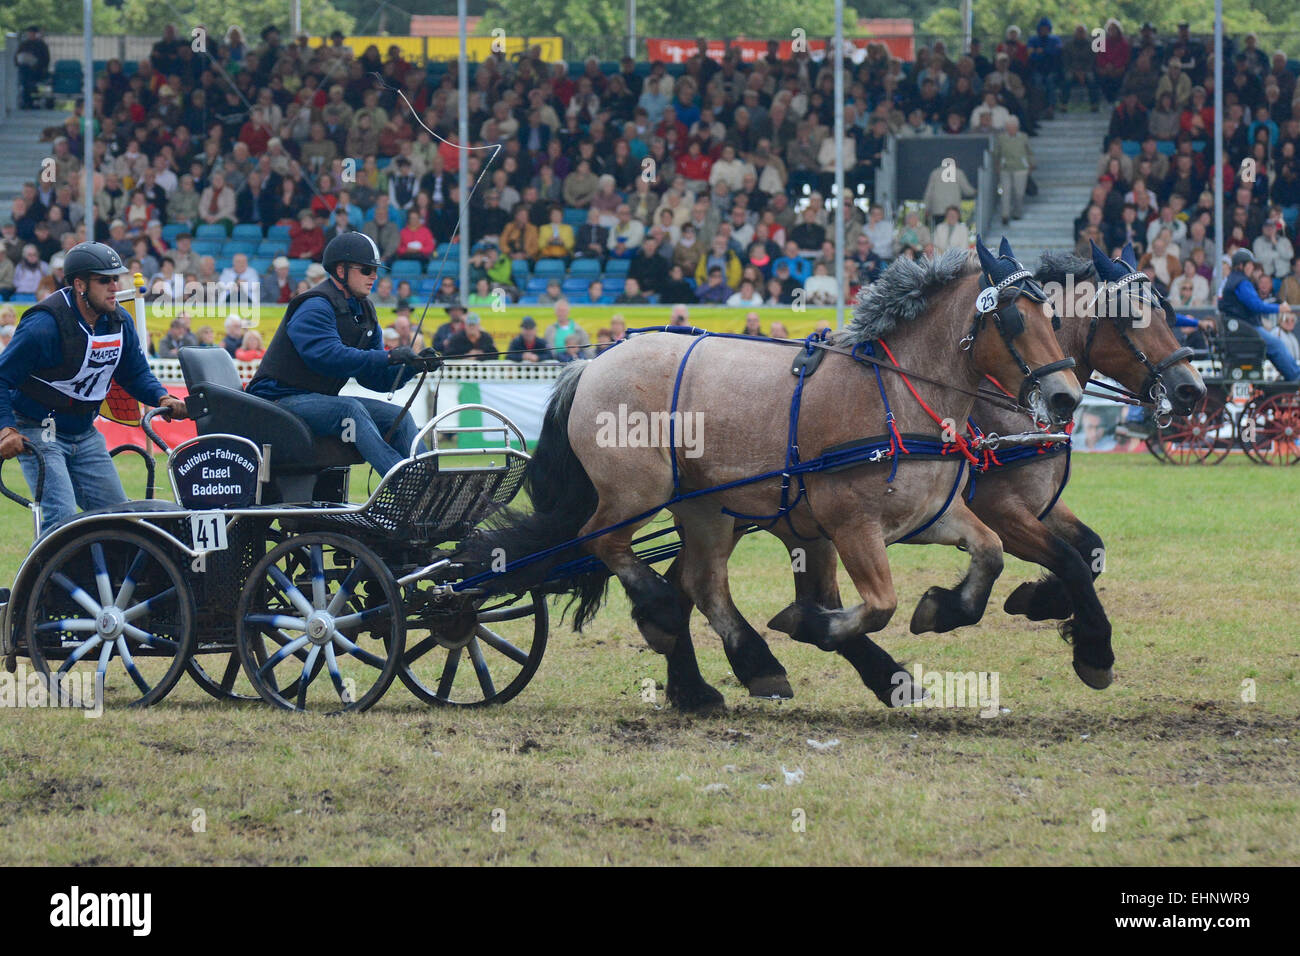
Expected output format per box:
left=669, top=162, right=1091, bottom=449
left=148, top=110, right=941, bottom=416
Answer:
left=114, top=0, right=354, bottom=41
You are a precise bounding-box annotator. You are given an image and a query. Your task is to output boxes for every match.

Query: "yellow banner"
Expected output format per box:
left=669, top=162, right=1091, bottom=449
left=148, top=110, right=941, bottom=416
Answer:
left=306, top=36, right=564, bottom=65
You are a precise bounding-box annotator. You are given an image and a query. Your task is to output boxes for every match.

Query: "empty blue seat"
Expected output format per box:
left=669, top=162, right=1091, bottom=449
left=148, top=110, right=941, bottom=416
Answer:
left=511, top=259, right=532, bottom=279
left=517, top=294, right=540, bottom=304
left=1121, top=139, right=1140, bottom=156
left=192, top=240, right=223, bottom=256
left=257, top=239, right=288, bottom=256
left=597, top=294, right=619, bottom=305
left=526, top=277, right=552, bottom=293
left=223, top=240, right=258, bottom=256
left=231, top=223, right=263, bottom=240
left=1155, top=140, right=1175, bottom=155
left=194, top=224, right=227, bottom=239
left=562, top=278, right=590, bottom=294
left=267, top=225, right=291, bottom=241
left=604, top=258, right=631, bottom=275
left=10, top=293, right=36, bottom=304
left=162, top=223, right=187, bottom=241
left=249, top=257, right=272, bottom=273
left=534, top=259, right=565, bottom=277
left=563, top=207, right=588, bottom=226
left=569, top=258, right=601, bottom=276
left=390, top=260, right=422, bottom=277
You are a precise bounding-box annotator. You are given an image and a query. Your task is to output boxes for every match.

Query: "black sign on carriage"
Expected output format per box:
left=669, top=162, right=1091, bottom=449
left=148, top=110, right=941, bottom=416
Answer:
left=168, top=435, right=262, bottom=509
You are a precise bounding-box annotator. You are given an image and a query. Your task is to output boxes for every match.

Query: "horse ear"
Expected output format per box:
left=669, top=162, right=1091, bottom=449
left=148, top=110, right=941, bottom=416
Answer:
left=1089, top=239, right=1113, bottom=277
left=999, top=235, right=1014, bottom=259
left=975, top=236, right=998, bottom=275
left=1120, top=241, right=1138, bottom=269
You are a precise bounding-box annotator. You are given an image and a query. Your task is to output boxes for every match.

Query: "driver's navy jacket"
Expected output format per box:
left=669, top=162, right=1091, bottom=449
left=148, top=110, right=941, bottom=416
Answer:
left=247, top=279, right=415, bottom=400
left=0, top=288, right=167, bottom=434
left=1218, top=269, right=1279, bottom=326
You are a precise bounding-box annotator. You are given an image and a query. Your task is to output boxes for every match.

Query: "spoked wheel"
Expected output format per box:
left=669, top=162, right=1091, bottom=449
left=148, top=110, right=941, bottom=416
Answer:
left=186, top=649, right=260, bottom=702
left=235, top=533, right=405, bottom=713
left=397, top=588, right=547, bottom=707
left=24, top=530, right=196, bottom=708
left=1153, top=393, right=1233, bottom=464
left=1239, top=391, right=1300, bottom=465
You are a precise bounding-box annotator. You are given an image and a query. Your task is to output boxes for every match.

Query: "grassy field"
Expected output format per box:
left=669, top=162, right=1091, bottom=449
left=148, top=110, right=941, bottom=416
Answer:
left=0, top=453, right=1296, bottom=865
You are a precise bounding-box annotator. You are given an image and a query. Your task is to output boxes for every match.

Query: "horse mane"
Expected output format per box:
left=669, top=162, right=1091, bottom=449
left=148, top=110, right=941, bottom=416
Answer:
left=835, top=248, right=977, bottom=345
left=1034, top=250, right=1097, bottom=286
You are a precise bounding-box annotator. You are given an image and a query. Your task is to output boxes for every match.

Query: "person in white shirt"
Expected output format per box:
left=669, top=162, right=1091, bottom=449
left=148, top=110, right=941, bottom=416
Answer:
left=708, top=145, right=753, bottom=192
left=932, top=205, right=970, bottom=253
left=802, top=262, right=840, bottom=304
left=218, top=252, right=260, bottom=307
left=863, top=204, right=895, bottom=260
left=1168, top=258, right=1210, bottom=307
left=725, top=279, right=766, bottom=307
left=969, top=90, right=1011, bottom=131
left=1252, top=220, right=1294, bottom=279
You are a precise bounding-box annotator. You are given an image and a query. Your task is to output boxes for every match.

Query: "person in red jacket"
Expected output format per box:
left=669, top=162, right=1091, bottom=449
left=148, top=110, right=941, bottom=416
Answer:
left=395, top=209, right=436, bottom=262
left=289, top=209, right=326, bottom=260
left=677, top=140, right=713, bottom=192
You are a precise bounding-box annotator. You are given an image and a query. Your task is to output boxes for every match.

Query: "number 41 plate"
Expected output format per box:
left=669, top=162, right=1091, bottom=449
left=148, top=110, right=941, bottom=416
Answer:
left=189, top=512, right=229, bottom=552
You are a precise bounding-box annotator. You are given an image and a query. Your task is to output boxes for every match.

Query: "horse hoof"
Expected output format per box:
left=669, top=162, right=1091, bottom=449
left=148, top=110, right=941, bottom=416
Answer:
left=877, top=671, right=927, bottom=708
left=747, top=673, right=794, bottom=700
left=1072, top=659, right=1114, bottom=690
left=668, top=682, right=727, bottom=714
left=767, top=603, right=802, bottom=635
left=909, top=589, right=942, bottom=634
left=1003, top=582, right=1036, bottom=617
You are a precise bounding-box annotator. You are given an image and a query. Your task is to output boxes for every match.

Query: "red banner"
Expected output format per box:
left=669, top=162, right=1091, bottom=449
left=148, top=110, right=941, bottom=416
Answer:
left=96, top=384, right=196, bottom=455
left=646, top=35, right=914, bottom=65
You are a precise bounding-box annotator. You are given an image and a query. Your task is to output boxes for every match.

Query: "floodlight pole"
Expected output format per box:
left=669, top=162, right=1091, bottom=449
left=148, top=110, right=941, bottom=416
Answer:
left=1213, top=0, right=1224, bottom=294
left=84, top=0, right=95, bottom=240
left=834, top=0, right=845, bottom=329
left=458, top=0, right=470, bottom=302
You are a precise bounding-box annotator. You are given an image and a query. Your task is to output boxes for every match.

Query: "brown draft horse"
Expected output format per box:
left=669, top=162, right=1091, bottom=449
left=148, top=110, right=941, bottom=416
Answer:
left=719, top=242, right=1206, bottom=692
left=459, top=239, right=1082, bottom=710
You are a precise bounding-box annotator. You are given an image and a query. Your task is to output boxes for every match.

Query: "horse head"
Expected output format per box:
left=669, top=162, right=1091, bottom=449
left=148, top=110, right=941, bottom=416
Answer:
left=1086, top=240, right=1205, bottom=416
left=972, top=236, right=1081, bottom=427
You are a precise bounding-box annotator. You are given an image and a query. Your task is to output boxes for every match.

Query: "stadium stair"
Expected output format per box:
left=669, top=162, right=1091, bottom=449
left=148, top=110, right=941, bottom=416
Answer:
left=0, top=110, right=68, bottom=207
left=988, top=105, right=1111, bottom=255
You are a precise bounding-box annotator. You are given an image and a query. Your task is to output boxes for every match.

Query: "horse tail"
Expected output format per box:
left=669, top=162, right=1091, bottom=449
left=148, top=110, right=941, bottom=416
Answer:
left=456, top=361, right=609, bottom=628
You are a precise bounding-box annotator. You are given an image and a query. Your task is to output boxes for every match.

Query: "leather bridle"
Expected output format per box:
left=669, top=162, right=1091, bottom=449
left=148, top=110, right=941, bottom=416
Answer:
left=1084, top=270, right=1193, bottom=426
left=961, top=266, right=1076, bottom=416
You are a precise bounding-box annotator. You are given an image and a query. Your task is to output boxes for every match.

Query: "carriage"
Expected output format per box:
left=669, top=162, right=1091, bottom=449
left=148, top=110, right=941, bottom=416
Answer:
left=1147, top=317, right=1300, bottom=465
left=0, top=346, right=550, bottom=713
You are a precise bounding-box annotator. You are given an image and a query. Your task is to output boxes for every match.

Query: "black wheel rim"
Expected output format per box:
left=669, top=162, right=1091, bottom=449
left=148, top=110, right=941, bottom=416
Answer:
left=235, top=534, right=404, bottom=713
left=24, top=530, right=195, bottom=708
left=396, top=589, right=547, bottom=707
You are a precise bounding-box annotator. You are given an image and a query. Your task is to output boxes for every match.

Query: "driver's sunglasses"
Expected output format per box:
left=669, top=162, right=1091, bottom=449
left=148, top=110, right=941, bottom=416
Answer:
left=91, top=276, right=117, bottom=285
left=351, top=264, right=377, bottom=277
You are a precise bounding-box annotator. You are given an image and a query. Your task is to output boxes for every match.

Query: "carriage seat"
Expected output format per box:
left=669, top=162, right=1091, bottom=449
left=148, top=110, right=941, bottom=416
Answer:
left=177, top=347, right=363, bottom=502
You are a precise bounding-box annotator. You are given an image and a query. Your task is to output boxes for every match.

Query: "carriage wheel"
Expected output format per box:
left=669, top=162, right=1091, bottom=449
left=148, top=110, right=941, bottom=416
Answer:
left=1153, top=392, right=1232, bottom=465
left=396, top=589, right=548, bottom=707
left=235, top=533, right=405, bottom=713
left=186, top=651, right=261, bottom=702
left=1239, top=391, right=1300, bottom=465
left=24, top=530, right=196, bottom=708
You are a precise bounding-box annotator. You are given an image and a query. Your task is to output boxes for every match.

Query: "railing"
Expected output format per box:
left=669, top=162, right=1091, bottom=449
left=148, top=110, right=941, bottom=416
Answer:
left=0, top=34, right=15, bottom=122
left=146, top=356, right=569, bottom=386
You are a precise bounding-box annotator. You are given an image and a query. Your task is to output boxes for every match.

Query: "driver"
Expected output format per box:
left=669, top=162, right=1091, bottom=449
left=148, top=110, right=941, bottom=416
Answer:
left=0, top=240, right=188, bottom=531
left=247, top=233, right=440, bottom=476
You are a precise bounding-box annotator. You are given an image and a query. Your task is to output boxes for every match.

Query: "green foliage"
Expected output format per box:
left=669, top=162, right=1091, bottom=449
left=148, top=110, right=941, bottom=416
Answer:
left=112, top=0, right=353, bottom=41
left=0, top=0, right=124, bottom=35
left=483, top=0, right=859, bottom=42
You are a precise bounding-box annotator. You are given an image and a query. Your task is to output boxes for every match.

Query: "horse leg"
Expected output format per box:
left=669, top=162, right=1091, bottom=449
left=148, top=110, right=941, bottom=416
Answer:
left=767, top=533, right=844, bottom=633
left=1002, top=499, right=1093, bottom=621
left=659, top=552, right=727, bottom=713
left=1037, top=503, right=1114, bottom=689
left=674, top=507, right=793, bottom=699
left=767, top=517, right=924, bottom=706
left=907, top=501, right=1006, bottom=634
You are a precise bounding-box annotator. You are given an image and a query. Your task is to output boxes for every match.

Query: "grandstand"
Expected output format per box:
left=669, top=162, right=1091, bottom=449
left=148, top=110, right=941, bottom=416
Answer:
left=3, top=20, right=1300, bottom=366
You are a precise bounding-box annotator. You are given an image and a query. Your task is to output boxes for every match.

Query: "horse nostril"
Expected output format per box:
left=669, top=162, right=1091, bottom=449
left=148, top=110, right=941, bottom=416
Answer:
left=1174, top=382, right=1205, bottom=409
left=1048, top=390, right=1079, bottom=423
